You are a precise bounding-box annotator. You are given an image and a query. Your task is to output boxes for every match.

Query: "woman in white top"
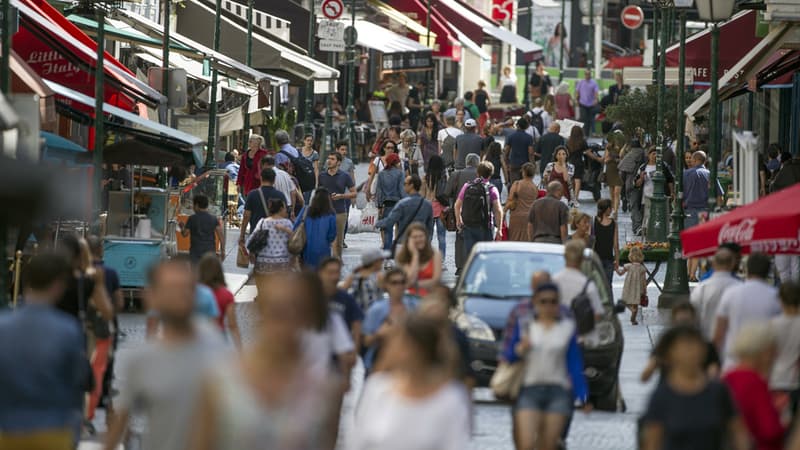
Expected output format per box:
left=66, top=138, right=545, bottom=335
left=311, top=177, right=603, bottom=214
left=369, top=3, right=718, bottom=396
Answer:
left=189, top=271, right=342, bottom=450
left=499, top=65, right=518, bottom=104
left=353, top=315, right=471, bottom=450
left=247, top=199, right=294, bottom=274
left=502, top=283, right=588, bottom=450
left=398, top=129, right=423, bottom=175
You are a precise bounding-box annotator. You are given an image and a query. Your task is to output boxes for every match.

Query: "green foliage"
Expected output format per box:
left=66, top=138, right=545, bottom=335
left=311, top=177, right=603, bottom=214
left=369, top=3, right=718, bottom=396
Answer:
left=605, top=86, right=698, bottom=142
left=262, top=105, right=297, bottom=149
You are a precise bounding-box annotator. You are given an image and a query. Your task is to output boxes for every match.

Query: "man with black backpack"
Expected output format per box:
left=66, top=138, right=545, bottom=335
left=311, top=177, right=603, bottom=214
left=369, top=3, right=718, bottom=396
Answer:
left=553, top=240, right=604, bottom=334
left=275, top=129, right=316, bottom=200
left=453, top=161, right=504, bottom=259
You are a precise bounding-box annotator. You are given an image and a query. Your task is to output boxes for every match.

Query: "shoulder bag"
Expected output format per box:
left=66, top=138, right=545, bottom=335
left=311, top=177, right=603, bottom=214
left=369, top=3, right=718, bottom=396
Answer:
left=288, top=206, right=309, bottom=255
left=246, top=189, right=271, bottom=255
left=490, top=360, right=525, bottom=401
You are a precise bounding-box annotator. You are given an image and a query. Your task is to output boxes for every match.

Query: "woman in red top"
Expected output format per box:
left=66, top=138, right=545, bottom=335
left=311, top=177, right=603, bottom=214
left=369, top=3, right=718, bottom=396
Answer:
left=198, top=253, right=242, bottom=349
left=395, top=223, right=441, bottom=297
left=237, top=134, right=269, bottom=196
left=723, top=323, right=786, bottom=450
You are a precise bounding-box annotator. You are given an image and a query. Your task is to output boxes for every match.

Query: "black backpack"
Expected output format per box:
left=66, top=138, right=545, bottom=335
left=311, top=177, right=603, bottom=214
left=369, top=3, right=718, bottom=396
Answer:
left=280, top=150, right=316, bottom=192
left=460, top=180, right=490, bottom=228
left=571, top=279, right=596, bottom=335
left=529, top=110, right=545, bottom=136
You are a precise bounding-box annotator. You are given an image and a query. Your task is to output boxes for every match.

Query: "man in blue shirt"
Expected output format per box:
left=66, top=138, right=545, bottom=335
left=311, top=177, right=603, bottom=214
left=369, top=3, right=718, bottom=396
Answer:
left=375, top=174, right=434, bottom=249
left=503, top=117, right=536, bottom=184
left=0, top=253, right=91, bottom=446
left=274, top=129, right=299, bottom=168
left=683, top=150, right=711, bottom=228
left=318, top=152, right=357, bottom=258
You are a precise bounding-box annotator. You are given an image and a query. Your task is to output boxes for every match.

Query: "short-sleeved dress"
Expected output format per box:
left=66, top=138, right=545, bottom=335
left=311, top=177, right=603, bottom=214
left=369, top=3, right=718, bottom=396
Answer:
left=250, top=217, right=294, bottom=274
left=621, top=262, right=647, bottom=306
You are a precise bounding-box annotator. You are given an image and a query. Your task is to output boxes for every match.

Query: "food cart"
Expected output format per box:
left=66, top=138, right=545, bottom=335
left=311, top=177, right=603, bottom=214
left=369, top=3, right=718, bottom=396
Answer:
left=174, top=169, right=230, bottom=258
left=100, top=138, right=203, bottom=295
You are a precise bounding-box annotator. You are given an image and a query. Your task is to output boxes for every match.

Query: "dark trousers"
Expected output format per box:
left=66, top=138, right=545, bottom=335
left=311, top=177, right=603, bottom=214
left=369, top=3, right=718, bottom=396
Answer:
left=455, top=231, right=466, bottom=270
left=462, top=226, right=493, bottom=260
left=580, top=104, right=597, bottom=137
left=629, top=187, right=644, bottom=233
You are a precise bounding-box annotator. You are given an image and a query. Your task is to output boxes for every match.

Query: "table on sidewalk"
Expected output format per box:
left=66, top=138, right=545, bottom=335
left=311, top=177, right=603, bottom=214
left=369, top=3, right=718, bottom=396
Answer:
left=619, top=247, right=670, bottom=293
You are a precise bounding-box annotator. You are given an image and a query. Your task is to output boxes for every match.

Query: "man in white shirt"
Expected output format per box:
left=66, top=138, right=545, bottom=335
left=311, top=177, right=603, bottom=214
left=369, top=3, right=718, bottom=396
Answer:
left=690, top=247, right=740, bottom=339
left=713, top=253, right=782, bottom=370
left=553, top=240, right=604, bottom=320
left=437, top=116, right=463, bottom=169
left=260, top=155, right=296, bottom=210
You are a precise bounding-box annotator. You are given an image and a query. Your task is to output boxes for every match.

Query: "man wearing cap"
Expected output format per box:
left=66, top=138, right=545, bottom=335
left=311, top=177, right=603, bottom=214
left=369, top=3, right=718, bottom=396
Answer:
left=454, top=119, right=484, bottom=170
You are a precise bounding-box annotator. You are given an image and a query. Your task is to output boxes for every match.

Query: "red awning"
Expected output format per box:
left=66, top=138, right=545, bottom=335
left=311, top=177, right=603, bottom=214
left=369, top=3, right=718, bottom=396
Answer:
left=387, top=0, right=462, bottom=61
left=11, top=0, right=162, bottom=110
left=433, top=1, right=485, bottom=44
left=680, top=184, right=800, bottom=258
left=665, top=10, right=761, bottom=85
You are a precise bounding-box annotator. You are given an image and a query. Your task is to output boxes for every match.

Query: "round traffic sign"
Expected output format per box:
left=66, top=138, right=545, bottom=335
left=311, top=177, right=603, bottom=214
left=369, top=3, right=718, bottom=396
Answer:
left=344, top=26, right=358, bottom=47
left=621, top=5, right=644, bottom=30
left=321, top=0, right=344, bottom=20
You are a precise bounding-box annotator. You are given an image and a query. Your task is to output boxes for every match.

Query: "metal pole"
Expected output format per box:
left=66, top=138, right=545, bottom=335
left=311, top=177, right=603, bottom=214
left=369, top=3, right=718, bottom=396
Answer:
left=162, top=0, right=170, bottom=114
left=647, top=3, right=668, bottom=242
left=242, top=0, right=253, bottom=150
left=346, top=0, right=356, bottom=162
left=559, top=0, right=565, bottom=82
left=94, top=7, right=106, bottom=214
left=708, top=23, right=719, bottom=210
left=652, top=7, right=659, bottom=84
left=426, top=0, right=432, bottom=105
left=324, top=52, right=334, bottom=159
left=304, top=9, right=316, bottom=137
left=661, top=9, right=688, bottom=308
left=1, top=0, right=11, bottom=94
left=589, top=0, right=594, bottom=70
left=206, top=0, right=222, bottom=169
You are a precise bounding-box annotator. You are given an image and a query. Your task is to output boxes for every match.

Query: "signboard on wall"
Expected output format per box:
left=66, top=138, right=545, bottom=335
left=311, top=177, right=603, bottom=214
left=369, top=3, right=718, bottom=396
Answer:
left=530, top=2, right=572, bottom=67
left=381, top=52, right=434, bottom=72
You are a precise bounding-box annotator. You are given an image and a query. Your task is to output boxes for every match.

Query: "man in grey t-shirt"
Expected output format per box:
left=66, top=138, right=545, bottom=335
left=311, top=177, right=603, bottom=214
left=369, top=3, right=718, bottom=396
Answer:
left=454, top=119, right=484, bottom=169
left=105, top=257, right=226, bottom=450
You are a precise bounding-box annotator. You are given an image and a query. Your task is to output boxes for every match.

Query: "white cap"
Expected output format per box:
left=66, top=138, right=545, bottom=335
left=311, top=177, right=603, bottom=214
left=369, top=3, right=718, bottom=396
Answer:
left=464, top=118, right=477, bottom=128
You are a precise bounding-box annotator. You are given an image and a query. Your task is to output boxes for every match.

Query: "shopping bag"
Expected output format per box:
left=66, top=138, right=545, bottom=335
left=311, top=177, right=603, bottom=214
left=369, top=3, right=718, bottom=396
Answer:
left=490, top=361, right=524, bottom=401
left=355, top=191, right=368, bottom=210
left=359, top=203, right=379, bottom=233
left=236, top=244, right=249, bottom=268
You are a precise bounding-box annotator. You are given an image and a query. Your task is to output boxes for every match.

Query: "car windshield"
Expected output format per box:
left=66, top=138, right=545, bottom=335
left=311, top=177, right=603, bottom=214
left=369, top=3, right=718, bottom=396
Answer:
left=460, top=251, right=565, bottom=298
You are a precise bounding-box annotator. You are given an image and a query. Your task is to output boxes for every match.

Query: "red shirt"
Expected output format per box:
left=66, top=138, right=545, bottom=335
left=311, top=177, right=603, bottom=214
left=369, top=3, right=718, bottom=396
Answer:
left=237, top=148, right=269, bottom=196
left=723, top=367, right=785, bottom=450
left=212, top=286, right=235, bottom=330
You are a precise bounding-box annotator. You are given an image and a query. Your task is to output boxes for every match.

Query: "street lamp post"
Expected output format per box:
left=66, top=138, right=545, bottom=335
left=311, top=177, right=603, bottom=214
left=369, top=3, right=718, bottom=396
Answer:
left=1, top=0, right=12, bottom=94
left=660, top=9, right=689, bottom=308
left=205, top=0, right=222, bottom=169
left=94, top=5, right=106, bottom=213
left=695, top=0, right=735, bottom=210
left=242, top=0, right=253, bottom=149
left=345, top=0, right=356, bottom=162
left=304, top=9, right=316, bottom=138
left=646, top=0, right=671, bottom=243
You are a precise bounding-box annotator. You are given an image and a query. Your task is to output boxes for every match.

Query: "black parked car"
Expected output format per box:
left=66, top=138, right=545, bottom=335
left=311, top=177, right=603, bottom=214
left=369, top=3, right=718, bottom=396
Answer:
left=452, top=242, right=625, bottom=411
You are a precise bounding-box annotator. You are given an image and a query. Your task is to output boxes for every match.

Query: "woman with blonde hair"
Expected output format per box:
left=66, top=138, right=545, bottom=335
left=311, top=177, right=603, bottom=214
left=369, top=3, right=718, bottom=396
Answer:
left=554, top=82, right=575, bottom=120
left=395, top=222, right=442, bottom=297
left=398, top=129, right=422, bottom=175
left=499, top=65, right=518, bottom=103
left=616, top=246, right=647, bottom=325
left=567, top=210, right=594, bottom=248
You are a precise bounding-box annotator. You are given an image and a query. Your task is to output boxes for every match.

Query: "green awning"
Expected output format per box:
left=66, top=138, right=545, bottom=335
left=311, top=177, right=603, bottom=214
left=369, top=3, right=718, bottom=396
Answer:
left=67, top=14, right=194, bottom=54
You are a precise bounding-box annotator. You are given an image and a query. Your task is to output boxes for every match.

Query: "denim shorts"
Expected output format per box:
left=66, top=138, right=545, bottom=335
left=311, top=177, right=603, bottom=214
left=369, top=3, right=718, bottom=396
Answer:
left=685, top=208, right=707, bottom=229
left=516, top=385, right=573, bottom=415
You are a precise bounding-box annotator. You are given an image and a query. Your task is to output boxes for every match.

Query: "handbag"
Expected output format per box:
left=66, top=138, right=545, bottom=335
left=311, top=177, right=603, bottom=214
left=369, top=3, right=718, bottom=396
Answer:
left=442, top=207, right=458, bottom=232
left=246, top=220, right=270, bottom=254
left=640, top=294, right=649, bottom=308
left=490, top=361, right=524, bottom=401
left=288, top=206, right=309, bottom=255
left=236, top=244, right=250, bottom=268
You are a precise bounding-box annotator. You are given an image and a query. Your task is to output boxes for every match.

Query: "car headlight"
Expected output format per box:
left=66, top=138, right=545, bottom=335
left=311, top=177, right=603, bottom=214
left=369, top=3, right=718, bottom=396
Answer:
left=582, top=321, right=616, bottom=348
left=456, top=313, right=495, bottom=342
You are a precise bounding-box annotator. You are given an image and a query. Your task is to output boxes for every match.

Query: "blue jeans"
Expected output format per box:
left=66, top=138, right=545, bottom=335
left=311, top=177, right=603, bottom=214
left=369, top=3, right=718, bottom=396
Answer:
left=434, top=217, right=447, bottom=259
left=490, top=178, right=503, bottom=198
left=685, top=207, right=708, bottom=228
left=462, top=226, right=492, bottom=259
left=517, top=385, right=573, bottom=415
left=303, top=190, right=312, bottom=205
left=601, top=258, right=615, bottom=289
left=381, top=204, right=396, bottom=251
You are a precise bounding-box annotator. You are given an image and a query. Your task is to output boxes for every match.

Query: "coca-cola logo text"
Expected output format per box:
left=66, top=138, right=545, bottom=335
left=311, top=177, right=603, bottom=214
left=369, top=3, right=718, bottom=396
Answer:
left=718, top=218, right=757, bottom=244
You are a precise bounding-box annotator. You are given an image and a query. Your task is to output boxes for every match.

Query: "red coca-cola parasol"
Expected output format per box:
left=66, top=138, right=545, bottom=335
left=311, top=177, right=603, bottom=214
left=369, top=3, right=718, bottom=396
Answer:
left=680, top=183, right=800, bottom=258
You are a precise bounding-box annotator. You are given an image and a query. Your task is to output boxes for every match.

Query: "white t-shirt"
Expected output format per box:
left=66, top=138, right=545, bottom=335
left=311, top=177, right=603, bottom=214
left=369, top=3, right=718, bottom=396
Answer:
left=642, top=164, right=657, bottom=199
left=437, top=127, right=463, bottom=145
left=553, top=268, right=604, bottom=316
left=302, top=312, right=354, bottom=378
left=273, top=167, right=296, bottom=207
left=352, top=373, right=471, bottom=450
left=716, top=279, right=781, bottom=369
left=522, top=319, right=576, bottom=389
left=689, top=271, right=741, bottom=339
left=769, top=314, right=800, bottom=390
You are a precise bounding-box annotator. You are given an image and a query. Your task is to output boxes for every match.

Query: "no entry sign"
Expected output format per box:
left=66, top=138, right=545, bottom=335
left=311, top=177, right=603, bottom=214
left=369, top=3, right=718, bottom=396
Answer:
left=621, top=5, right=644, bottom=30
left=321, top=0, right=344, bottom=20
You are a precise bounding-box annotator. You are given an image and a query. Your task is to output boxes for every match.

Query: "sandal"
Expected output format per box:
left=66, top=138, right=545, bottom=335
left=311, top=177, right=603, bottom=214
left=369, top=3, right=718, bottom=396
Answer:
left=689, top=276, right=699, bottom=282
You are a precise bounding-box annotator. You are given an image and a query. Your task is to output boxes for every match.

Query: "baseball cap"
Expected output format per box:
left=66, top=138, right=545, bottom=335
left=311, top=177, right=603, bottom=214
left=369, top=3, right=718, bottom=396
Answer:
left=464, top=118, right=477, bottom=128
left=361, top=248, right=391, bottom=267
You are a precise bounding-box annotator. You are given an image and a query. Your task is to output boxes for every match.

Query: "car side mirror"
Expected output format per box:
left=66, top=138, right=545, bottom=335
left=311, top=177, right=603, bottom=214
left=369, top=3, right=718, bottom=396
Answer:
left=613, top=300, right=627, bottom=314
